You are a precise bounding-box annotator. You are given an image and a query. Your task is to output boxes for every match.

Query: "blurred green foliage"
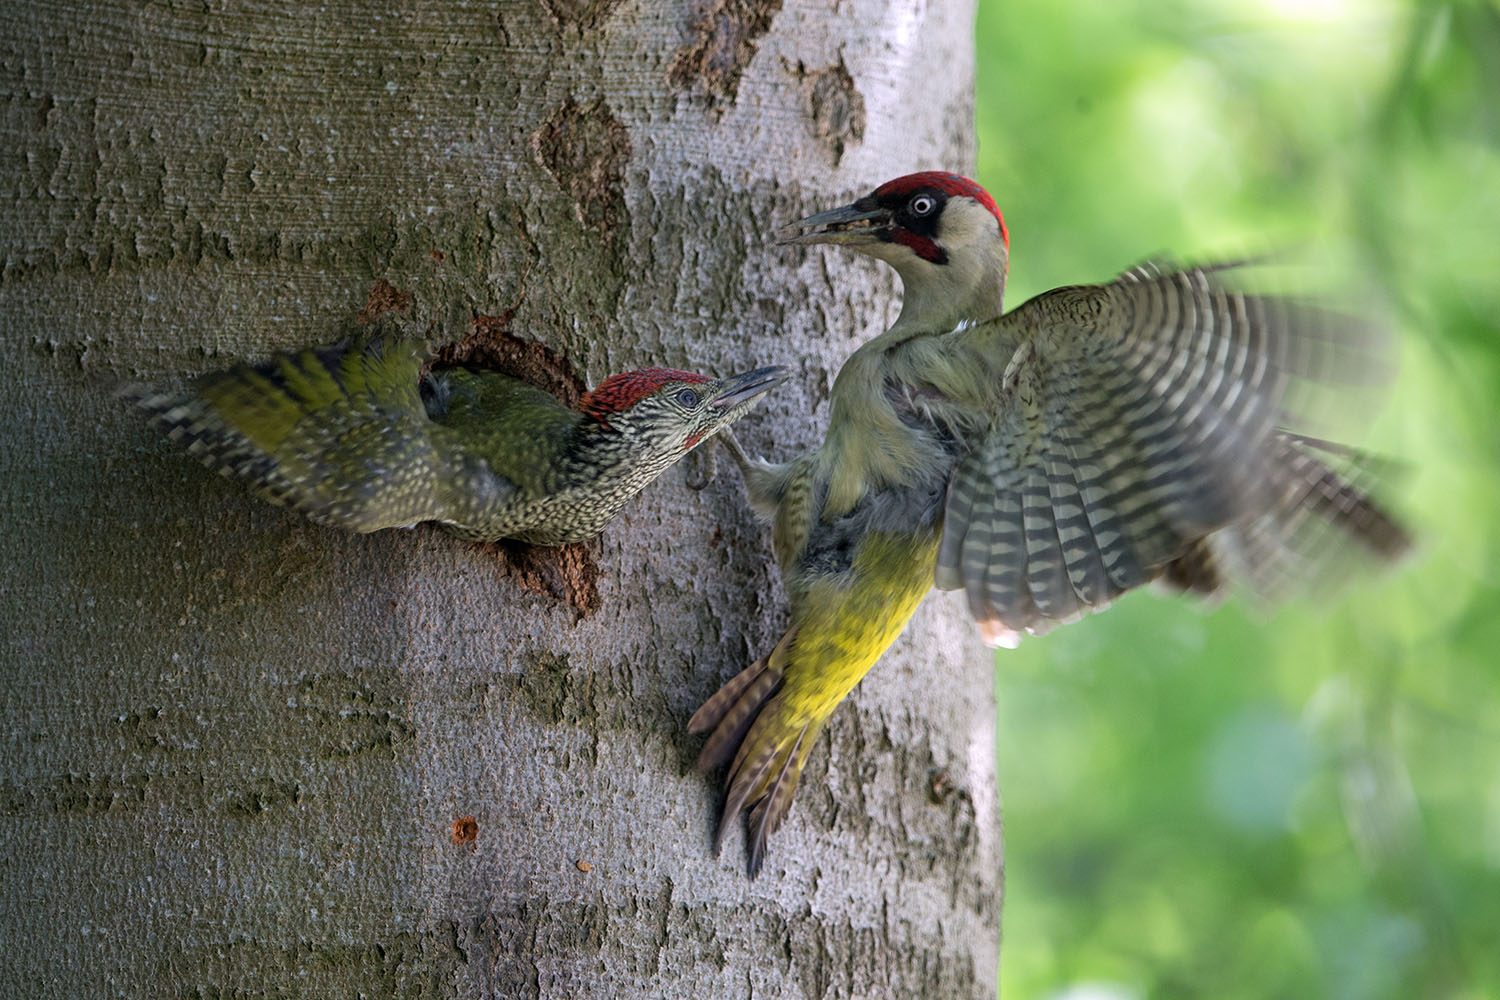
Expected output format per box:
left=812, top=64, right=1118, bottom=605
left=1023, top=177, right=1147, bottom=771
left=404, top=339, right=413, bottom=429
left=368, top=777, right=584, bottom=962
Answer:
left=974, top=2, right=1500, bottom=998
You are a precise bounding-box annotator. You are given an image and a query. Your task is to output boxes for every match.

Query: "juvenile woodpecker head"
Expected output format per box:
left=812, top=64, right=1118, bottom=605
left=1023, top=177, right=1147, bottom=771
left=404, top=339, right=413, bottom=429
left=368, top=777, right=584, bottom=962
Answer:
left=783, top=171, right=1010, bottom=332
left=577, top=365, right=788, bottom=471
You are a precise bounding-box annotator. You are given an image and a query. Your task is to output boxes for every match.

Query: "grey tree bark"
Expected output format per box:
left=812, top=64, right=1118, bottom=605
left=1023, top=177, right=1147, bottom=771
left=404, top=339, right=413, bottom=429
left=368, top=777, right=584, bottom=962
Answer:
left=1, top=2, right=1000, bottom=997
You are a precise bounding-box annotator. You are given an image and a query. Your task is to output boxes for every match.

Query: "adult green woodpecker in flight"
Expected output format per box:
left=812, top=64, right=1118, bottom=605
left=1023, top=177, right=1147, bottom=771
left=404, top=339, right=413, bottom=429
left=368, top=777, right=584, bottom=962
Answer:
left=125, top=324, right=787, bottom=544
left=691, top=172, right=1410, bottom=876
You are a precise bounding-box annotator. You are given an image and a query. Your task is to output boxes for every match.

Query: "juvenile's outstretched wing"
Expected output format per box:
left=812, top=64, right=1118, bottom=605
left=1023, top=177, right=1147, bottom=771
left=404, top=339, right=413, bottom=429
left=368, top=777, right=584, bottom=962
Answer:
left=123, top=331, right=468, bottom=533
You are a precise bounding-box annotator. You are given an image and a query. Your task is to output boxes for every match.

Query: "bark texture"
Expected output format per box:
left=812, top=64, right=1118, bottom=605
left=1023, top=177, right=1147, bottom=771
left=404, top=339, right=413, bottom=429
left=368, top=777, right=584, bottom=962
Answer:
left=0, top=2, right=999, bottom=996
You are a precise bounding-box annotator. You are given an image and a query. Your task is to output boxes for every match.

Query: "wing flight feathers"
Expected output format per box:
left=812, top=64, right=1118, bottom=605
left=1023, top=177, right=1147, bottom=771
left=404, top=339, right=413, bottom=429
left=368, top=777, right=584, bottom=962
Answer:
left=934, top=262, right=1397, bottom=641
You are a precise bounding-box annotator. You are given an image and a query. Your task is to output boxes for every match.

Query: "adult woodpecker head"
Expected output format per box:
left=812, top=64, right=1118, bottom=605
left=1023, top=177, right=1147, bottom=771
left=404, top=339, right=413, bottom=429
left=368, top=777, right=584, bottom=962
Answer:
left=782, top=171, right=1010, bottom=333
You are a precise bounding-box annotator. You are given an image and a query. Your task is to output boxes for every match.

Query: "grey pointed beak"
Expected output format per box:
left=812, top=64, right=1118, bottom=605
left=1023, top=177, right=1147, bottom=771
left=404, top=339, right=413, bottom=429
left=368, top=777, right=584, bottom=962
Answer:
left=711, top=366, right=790, bottom=410
left=777, top=199, right=890, bottom=247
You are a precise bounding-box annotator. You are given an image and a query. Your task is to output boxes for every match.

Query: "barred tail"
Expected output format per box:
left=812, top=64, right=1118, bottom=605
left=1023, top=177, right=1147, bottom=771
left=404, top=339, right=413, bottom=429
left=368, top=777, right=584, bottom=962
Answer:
left=689, top=630, right=820, bottom=878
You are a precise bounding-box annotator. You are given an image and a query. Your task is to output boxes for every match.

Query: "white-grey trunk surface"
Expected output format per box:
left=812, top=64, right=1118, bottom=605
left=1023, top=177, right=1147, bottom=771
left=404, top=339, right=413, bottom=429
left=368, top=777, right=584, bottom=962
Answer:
left=1, top=1, right=1000, bottom=996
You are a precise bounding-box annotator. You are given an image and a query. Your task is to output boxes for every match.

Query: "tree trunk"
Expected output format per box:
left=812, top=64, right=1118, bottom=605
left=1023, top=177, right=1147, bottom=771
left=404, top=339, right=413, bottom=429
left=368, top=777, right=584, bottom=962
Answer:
left=0, top=2, right=1000, bottom=997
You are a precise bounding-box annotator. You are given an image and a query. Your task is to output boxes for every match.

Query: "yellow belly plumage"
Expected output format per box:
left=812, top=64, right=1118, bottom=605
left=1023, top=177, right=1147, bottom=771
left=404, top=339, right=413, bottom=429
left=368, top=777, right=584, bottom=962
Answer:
left=781, top=529, right=941, bottom=724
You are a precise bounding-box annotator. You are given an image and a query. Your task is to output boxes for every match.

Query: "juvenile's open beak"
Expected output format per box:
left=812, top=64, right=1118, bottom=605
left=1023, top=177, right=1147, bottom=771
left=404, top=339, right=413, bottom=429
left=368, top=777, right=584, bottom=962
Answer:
left=711, top=366, right=790, bottom=410
left=777, top=198, right=890, bottom=247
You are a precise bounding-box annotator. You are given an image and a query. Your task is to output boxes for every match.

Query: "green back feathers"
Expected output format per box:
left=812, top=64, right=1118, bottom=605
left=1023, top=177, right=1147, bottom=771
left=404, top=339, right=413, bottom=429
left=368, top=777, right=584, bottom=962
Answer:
left=423, top=369, right=579, bottom=496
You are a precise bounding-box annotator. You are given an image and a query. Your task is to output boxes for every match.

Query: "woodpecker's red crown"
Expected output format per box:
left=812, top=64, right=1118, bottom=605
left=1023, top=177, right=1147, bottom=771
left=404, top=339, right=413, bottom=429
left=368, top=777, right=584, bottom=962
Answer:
left=784, top=173, right=1012, bottom=333
left=579, top=366, right=789, bottom=454
left=873, top=172, right=1008, bottom=251
left=781, top=172, right=1009, bottom=268
left=581, top=368, right=712, bottom=423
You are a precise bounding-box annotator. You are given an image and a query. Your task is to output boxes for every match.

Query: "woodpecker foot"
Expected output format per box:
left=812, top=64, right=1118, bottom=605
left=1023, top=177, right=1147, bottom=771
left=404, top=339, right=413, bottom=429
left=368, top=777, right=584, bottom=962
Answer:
left=717, top=429, right=755, bottom=481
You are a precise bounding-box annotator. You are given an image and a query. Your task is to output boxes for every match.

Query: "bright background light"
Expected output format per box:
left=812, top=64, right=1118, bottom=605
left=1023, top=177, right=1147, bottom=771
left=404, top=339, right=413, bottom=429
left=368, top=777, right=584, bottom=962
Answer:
left=974, top=3, right=1500, bottom=998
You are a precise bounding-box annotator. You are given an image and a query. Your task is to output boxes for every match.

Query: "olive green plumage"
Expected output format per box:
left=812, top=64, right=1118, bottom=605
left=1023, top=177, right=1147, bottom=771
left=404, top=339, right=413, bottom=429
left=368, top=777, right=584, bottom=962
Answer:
left=694, top=172, right=1410, bottom=876
left=124, top=329, right=787, bottom=545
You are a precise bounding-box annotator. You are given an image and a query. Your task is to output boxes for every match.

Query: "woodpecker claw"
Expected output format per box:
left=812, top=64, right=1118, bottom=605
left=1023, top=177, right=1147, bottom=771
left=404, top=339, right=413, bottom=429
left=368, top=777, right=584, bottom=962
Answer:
left=717, top=429, right=753, bottom=478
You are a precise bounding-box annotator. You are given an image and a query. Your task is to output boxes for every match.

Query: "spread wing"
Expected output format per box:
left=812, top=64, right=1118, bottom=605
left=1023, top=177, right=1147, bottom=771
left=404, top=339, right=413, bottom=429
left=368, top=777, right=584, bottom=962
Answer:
left=123, top=330, right=458, bottom=533
left=927, top=262, right=1405, bottom=644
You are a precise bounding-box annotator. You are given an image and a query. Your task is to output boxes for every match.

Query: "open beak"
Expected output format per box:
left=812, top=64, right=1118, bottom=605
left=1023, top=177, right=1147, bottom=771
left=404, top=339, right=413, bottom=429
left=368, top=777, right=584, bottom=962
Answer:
left=777, top=198, right=890, bottom=247
left=711, top=366, right=790, bottom=410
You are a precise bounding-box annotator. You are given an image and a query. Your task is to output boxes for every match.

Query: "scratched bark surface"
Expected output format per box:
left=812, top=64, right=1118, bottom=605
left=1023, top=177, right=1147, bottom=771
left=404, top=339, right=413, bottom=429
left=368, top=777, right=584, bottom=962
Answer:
left=0, top=2, right=998, bottom=997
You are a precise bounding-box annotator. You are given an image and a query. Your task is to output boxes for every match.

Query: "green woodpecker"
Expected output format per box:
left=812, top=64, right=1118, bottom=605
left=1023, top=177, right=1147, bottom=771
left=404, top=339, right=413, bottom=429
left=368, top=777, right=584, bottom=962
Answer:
left=125, top=328, right=787, bottom=544
left=691, top=172, right=1410, bottom=875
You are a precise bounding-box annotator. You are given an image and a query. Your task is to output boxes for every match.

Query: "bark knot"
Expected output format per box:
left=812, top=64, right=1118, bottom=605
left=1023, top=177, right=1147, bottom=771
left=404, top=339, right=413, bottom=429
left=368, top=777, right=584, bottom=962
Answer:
left=791, top=57, right=866, bottom=165
left=539, top=0, right=623, bottom=32
left=530, top=99, right=632, bottom=238
left=358, top=278, right=414, bottom=324
left=668, top=0, right=784, bottom=109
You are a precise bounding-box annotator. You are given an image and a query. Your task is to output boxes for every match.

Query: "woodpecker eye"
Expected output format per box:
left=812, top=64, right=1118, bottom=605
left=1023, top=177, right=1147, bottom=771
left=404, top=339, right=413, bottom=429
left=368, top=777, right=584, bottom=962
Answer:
left=675, top=388, right=701, bottom=407
left=910, top=194, right=937, bottom=216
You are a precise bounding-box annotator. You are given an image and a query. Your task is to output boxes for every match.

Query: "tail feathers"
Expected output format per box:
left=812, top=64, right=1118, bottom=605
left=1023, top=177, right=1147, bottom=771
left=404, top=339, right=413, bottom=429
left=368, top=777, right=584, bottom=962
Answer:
left=122, top=334, right=438, bottom=532
left=689, top=630, right=814, bottom=877
left=743, top=725, right=810, bottom=878
left=689, top=631, right=791, bottom=769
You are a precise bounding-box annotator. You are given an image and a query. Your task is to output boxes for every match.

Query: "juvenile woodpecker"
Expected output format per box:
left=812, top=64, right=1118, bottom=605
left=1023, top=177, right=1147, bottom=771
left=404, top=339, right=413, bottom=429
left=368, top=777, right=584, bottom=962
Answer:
left=691, top=172, right=1410, bottom=875
left=125, top=326, right=787, bottom=544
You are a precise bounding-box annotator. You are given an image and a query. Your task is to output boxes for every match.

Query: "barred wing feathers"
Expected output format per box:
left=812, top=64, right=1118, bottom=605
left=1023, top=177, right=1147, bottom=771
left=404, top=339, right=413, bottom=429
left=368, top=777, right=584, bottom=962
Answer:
left=932, top=262, right=1402, bottom=642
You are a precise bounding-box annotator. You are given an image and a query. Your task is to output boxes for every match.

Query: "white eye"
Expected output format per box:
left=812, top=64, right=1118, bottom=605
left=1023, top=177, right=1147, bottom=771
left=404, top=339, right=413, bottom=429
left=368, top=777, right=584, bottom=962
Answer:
left=910, top=195, right=936, bottom=216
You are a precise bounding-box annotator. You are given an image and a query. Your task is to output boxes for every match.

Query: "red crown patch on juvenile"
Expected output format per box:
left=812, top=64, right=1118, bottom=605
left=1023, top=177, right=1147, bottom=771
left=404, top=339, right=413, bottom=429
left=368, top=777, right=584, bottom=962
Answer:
left=874, top=171, right=1008, bottom=249
left=581, top=368, right=711, bottom=425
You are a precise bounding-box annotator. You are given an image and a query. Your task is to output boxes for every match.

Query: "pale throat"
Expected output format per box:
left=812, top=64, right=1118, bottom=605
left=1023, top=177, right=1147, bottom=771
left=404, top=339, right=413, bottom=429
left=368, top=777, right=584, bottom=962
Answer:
left=890, top=254, right=1007, bottom=336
